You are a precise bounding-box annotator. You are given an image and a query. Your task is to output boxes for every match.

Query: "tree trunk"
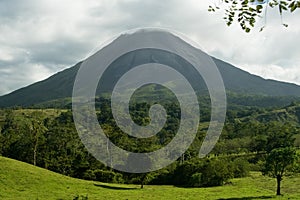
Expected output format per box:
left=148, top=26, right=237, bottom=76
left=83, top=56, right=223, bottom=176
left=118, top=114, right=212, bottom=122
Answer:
left=106, top=137, right=113, bottom=170
left=140, top=174, right=146, bottom=189
left=276, top=175, right=281, bottom=195
left=33, top=136, right=38, bottom=166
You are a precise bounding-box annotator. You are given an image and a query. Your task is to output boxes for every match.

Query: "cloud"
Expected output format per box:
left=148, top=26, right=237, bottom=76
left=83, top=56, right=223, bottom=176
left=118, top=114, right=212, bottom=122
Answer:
left=0, top=62, right=51, bottom=95
left=0, top=0, right=299, bottom=95
left=240, top=63, right=300, bottom=85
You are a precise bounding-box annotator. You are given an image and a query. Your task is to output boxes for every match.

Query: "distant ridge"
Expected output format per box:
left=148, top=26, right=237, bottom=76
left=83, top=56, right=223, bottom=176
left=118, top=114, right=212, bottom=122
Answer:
left=212, top=57, right=300, bottom=96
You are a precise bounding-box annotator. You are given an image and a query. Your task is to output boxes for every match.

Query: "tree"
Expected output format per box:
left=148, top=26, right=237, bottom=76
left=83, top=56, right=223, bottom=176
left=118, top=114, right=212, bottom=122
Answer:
left=18, top=111, right=48, bottom=166
left=250, top=122, right=295, bottom=154
left=265, top=122, right=295, bottom=153
left=1, top=110, right=47, bottom=166
left=44, top=111, right=87, bottom=176
left=125, top=153, right=153, bottom=189
left=209, top=0, right=300, bottom=32
left=262, top=147, right=298, bottom=195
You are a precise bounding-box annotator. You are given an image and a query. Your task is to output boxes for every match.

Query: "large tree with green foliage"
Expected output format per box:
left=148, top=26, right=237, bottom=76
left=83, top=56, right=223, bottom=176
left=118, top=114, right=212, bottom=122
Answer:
left=250, top=122, right=296, bottom=153
left=262, top=147, right=298, bottom=195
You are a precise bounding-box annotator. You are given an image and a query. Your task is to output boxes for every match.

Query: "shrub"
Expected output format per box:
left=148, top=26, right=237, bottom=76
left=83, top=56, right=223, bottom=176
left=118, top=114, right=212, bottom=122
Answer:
left=199, top=159, right=233, bottom=187
left=83, top=170, right=96, bottom=181
left=172, top=158, right=234, bottom=187
left=189, top=173, right=202, bottom=187
left=148, top=169, right=173, bottom=185
left=171, top=159, right=204, bottom=186
left=83, top=169, right=123, bottom=183
left=231, top=158, right=250, bottom=178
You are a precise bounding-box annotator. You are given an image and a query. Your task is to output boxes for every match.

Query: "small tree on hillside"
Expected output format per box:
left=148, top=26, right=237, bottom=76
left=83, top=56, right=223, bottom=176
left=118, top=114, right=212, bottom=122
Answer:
left=126, top=153, right=152, bottom=189
left=262, top=147, right=298, bottom=195
left=29, top=114, right=47, bottom=166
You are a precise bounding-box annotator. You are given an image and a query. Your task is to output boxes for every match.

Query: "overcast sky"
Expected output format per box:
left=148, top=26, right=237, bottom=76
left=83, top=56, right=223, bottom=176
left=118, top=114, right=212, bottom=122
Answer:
left=0, top=0, right=299, bottom=96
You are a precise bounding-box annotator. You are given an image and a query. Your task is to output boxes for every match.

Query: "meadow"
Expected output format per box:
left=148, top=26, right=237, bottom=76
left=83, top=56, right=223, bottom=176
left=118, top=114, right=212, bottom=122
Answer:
left=1, top=156, right=299, bottom=200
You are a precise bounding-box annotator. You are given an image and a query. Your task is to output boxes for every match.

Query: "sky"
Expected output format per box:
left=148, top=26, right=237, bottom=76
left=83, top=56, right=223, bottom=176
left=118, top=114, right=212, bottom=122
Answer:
left=0, top=0, right=299, bottom=96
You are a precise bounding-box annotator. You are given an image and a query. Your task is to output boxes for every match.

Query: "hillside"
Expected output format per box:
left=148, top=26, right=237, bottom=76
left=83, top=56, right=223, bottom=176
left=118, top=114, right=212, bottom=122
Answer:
left=239, top=102, right=300, bottom=124
left=1, top=30, right=300, bottom=108
left=213, top=57, right=300, bottom=96
left=0, top=62, right=81, bottom=108
left=0, top=156, right=299, bottom=200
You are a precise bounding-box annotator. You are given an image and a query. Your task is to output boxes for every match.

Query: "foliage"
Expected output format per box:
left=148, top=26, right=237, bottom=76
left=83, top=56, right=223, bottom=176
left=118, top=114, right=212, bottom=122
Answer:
left=199, top=158, right=234, bottom=187
left=0, top=110, right=47, bottom=165
left=171, top=157, right=249, bottom=187
left=83, top=169, right=124, bottom=183
left=262, top=147, right=298, bottom=195
left=263, top=147, right=298, bottom=178
left=231, top=158, right=251, bottom=178
left=0, top=101, right=300, bottom=188
left=209, top=0, right=300, bottom=32
left=264, top=122, right=296, bottom=153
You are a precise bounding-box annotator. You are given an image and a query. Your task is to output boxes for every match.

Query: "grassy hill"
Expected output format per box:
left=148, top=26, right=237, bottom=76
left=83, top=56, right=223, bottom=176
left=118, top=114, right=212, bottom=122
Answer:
left=0, top=156, right=299, bottom=200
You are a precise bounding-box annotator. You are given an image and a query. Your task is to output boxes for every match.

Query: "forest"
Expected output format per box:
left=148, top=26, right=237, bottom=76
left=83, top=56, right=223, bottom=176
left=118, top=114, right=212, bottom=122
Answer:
left=0, top=94, right=299, bottom=195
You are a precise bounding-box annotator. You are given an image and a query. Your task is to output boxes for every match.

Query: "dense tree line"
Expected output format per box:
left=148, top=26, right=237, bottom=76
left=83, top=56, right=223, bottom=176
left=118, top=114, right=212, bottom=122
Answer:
left=0, top=101, right=299, bottom=191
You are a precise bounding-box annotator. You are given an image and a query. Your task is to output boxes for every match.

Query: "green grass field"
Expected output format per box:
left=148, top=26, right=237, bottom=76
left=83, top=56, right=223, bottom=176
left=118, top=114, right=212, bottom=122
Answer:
left=0, top=156, right=299, bottom=200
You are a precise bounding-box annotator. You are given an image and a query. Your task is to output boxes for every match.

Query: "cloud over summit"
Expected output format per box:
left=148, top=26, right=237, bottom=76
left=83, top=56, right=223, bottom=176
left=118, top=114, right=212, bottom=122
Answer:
left=0, top=0, right=299, bottom=95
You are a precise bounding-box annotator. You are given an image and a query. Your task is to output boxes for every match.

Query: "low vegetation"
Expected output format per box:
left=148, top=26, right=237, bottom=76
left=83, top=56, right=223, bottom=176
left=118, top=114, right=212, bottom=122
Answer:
left=1, top=156, right=300, bottom=200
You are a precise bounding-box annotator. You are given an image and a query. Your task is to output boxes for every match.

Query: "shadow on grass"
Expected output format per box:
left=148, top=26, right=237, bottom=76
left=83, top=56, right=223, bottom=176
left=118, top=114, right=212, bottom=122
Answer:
left=94, top=183, right=138, bottom=190
left=218, top=195, right=274, bottom=200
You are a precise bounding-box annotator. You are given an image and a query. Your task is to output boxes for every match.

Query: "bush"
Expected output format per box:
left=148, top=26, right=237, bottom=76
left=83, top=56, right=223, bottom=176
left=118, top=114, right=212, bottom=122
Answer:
left=189, top=173, right=202, bottom=187
left=149, top=169, right=173, bottom=185
left=171, top=159, right=204, bottom=186
left=199, top=159, right=233, bottom=187
left=231, top=158, right=250, bottom=178
left=83, top=169, right=123, bottom=183
left=249, top=160, right=265, bottom=171
left=83, top=170, right=96, bottom=181
left=172, top=158, right=234, bottom=187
